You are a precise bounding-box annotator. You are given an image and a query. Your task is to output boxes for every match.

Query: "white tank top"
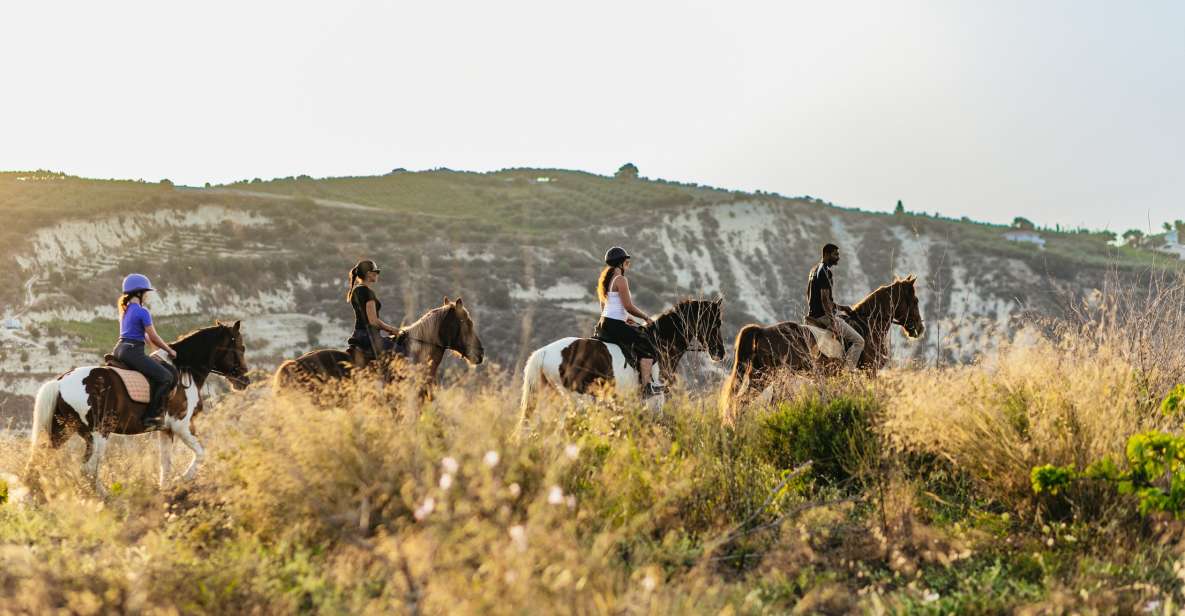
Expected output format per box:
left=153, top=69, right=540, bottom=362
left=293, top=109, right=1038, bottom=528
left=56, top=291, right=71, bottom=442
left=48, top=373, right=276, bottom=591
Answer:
left=601, top=276, right=628, bottom=321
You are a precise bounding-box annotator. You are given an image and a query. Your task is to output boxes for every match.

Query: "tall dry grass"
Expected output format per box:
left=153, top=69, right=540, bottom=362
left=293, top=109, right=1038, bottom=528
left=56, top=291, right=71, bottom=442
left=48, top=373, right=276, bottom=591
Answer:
left=2, top=273, right=1184, bottom=613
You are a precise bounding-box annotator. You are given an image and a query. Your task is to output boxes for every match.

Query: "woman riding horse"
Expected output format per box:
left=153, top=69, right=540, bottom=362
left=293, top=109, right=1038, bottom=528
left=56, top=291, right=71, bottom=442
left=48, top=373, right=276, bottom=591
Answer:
left=593, top=246, right=664, bottom=398
left=112, top=274, right=178, bottom=430
left=346, top=259, right=403, bottom=365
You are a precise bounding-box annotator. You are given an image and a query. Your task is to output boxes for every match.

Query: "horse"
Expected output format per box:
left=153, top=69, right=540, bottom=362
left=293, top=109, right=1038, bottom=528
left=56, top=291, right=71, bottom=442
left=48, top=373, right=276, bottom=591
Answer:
left=273, top=297, right=484, bottom=400
left=519, top=298, right=726, bottom=422
left=26, top=321, right=250, bottom=493
left=720, top=276, right=924, bottom=424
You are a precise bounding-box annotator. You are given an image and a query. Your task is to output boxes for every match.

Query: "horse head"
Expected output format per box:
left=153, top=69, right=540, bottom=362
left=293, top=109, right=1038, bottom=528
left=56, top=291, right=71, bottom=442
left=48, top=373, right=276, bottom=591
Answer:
left=659, top=298, right=727, bottom=362
left=441, top=296, right=484, bottom=365
left=891, top=276, right=925, bottom=339
left=213, top=320, right=251, bottom=389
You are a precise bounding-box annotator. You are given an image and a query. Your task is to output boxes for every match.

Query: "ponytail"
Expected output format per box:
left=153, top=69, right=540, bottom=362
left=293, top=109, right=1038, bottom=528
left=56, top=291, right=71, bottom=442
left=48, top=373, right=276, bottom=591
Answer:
left=597, top=261, right=625, bottom=305
left=118, top=291, right=144, bottom=316
left=345, top=265, right=363, bottom=301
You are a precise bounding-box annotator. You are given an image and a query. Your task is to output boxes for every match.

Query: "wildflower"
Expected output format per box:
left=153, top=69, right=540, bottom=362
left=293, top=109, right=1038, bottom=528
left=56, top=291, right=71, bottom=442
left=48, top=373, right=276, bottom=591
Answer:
left=442, top=457, right=459, bottom=474
left=440, top=473, right=454, bottom=490
left=641, top=575, right=656, bottom=592
left=564, top=444, right=580, bottom=460
left=547, top=485, right=564, bottom=505
left=509, top=525, right=528, bottom=552
left=509, top=483, right=522, bottom=498
left=922, top=590, right=940, bottom=603
left=414, top=497, right=435, bottom=521
left=484, top=450, right=500, bottom=468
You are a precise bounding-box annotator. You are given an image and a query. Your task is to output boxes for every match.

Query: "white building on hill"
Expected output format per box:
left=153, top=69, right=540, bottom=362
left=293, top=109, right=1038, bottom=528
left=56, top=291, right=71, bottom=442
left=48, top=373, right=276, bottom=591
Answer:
left=1160, top=229, right=1185, bottom=260
left=1003, top=229, right=1046, bottom=248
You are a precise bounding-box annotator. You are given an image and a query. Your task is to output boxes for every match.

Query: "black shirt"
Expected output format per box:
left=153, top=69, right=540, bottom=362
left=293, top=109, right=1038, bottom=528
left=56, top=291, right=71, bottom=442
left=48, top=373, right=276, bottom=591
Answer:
left=806, top=261, right=832, bottom=319
left=349, top=285, right=381, bottom=331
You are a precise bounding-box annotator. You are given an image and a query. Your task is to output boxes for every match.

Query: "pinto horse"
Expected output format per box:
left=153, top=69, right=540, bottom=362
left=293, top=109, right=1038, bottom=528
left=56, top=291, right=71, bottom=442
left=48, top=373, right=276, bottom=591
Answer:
left=27, top=321, right=250, bottom=493
left=519, top=298, right=726, bottom=421
left=720, top=276, right=925, bottom=424
left=273, top=297, right=484, bottom=399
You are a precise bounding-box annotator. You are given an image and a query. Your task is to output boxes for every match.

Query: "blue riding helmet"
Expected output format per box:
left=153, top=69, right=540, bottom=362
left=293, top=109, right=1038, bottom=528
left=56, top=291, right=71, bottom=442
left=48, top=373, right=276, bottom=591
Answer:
left=121, top=273, right=154, bottom=294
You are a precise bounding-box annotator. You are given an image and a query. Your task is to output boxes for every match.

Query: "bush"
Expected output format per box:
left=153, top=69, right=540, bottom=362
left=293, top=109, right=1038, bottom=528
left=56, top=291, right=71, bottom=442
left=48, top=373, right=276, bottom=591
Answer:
left=757, top=392, right=879, bottom=487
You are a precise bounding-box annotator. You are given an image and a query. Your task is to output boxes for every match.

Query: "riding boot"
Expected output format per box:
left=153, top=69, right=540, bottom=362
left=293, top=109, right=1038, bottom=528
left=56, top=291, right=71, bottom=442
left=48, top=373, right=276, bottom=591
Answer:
left=142, top=382, right=170, bottom=430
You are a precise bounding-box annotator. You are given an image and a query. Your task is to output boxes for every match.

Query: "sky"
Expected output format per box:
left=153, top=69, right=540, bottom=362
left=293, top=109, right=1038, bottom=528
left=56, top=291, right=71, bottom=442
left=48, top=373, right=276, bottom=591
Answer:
left=2, top=0, right=1182, bottom=232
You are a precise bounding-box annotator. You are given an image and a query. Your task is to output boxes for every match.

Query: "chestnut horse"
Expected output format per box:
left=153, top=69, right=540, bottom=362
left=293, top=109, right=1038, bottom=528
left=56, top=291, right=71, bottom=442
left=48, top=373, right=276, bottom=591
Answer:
left=721, top=276, right=924, bottom=423
left=273, top=297, right=484, bottom=399
left=27, top=321, right=250, bottom=493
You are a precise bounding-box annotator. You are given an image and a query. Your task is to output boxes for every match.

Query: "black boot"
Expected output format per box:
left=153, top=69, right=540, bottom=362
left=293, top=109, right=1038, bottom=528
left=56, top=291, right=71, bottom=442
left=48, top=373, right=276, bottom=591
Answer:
left=142, top=383, right=169, bottom=430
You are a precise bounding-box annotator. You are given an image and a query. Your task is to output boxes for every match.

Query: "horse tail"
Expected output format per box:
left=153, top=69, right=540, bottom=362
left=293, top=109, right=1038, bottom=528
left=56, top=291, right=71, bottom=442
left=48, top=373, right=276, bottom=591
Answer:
left=28, top=379, right=60, bottom=467
left=519, top=347, right=547, bottom=427
left=720, top=324, right=762, bottom=426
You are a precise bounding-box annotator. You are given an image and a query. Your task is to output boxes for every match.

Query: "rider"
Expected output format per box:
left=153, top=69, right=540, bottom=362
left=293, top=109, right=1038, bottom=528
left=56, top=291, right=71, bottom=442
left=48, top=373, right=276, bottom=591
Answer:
left=805, top=243, right=865, bottom=370
left=346, top=259, right=402, bottom=362
left=112, top=274, right=177, bottom=429
left=592, top=247, right=664, bottom=397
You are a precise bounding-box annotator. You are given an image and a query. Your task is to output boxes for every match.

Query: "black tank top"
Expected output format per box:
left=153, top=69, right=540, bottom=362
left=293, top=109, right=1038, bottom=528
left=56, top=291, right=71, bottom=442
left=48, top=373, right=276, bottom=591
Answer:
left=349, top=285, right=381, bottom=331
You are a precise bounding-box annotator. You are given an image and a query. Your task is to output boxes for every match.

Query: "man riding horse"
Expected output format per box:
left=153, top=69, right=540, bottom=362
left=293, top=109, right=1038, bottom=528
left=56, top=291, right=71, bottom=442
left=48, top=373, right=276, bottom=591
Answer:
left=805, top=243, right=864, bottom=371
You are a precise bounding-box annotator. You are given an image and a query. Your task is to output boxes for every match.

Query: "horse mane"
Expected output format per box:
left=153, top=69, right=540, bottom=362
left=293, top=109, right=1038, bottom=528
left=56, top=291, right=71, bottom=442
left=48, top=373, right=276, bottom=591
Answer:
left=169, top=323, right=231, bottom=368
left=402, top=304, right=451, bottom=336
left=851, top=278, right=910, bottom=314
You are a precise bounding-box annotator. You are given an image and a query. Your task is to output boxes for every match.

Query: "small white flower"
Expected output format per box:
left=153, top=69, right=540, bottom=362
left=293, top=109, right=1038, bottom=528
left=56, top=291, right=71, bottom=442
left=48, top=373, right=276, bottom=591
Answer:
left=922, top=590, right=940, bottom=603
left=508, top=483, right=522, bottom=498
left=441, top=457, right=459, bottom=474
left=564, top=444, right=580, bottom=460
left=509, top=524, right=528, bottom=552
left=483, top=450, right=500, bottom=468
left=641, top=575, right=656, bottom=592
left=440, top=473, right=454, bottom=490
left=547, top=485, right=564, bottom=505
left=414, top=497, right=435, bottom=521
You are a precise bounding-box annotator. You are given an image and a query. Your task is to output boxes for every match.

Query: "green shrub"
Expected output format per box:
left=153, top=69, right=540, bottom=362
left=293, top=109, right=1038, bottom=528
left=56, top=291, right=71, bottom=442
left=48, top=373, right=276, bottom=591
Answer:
left=757, top=393, right=879, bottom=487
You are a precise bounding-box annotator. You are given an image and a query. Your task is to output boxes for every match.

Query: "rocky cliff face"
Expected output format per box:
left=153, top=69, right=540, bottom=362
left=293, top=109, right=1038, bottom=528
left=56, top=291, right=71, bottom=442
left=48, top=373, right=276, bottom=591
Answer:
left=0, top=171, right=1131, bottom=423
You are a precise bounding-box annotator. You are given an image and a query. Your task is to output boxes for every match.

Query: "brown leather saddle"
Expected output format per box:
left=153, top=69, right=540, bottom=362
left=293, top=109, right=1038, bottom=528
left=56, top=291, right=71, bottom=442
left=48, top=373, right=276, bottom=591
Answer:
left=348, top=331, right=411, bottom=368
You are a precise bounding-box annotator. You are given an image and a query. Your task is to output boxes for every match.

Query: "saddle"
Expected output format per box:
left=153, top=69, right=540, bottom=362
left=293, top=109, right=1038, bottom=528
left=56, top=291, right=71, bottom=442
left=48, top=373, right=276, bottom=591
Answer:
left=348, top=330, right=411, bottom=368
left=800, top=323, right=845, bottom=360
left=102, top=353, right=179, bottom=404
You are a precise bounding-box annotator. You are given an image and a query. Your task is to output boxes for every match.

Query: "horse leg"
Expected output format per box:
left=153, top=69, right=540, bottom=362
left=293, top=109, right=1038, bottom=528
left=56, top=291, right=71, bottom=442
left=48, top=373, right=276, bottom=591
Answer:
left=157, top=431, right=175, bottom=488
left=173, top=422, right=205, bottom=481
left=81, top=432, right=108, bottom=495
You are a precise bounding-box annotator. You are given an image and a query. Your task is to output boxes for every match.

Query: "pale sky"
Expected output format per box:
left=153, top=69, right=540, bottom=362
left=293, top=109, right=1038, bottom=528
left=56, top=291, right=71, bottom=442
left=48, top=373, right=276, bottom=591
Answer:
left=3, top=1, right=1182, bottom=232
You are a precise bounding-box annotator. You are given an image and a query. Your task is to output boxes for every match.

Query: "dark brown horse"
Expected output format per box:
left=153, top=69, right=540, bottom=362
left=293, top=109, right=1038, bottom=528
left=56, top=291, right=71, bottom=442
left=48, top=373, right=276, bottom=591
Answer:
left=721, top=276, right=924, bottom=423
left=27, top=321, right=250, bottom=493
left=273, top=297, right=484, bottom=400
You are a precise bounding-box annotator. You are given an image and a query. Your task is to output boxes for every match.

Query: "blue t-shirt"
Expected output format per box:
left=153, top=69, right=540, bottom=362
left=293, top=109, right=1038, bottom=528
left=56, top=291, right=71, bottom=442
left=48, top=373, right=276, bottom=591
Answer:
left=119, top=303, right=153, bottom=341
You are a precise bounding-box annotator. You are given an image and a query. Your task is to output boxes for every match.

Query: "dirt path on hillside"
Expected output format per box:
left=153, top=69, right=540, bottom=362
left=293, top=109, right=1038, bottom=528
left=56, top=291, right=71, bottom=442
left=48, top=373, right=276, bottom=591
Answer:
left=189, top=188, right=383, bottom=213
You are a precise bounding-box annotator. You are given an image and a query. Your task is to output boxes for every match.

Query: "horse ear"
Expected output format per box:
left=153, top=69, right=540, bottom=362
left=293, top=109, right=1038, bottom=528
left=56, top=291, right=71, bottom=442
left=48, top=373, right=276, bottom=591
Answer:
left=233, top=320, right=241, bottom=331
left=454, top=296, right=463, bottom=307
left=907, top=274, right=916, bottom=283
left=713, top=297, right=722, bottom=306
left=442, top=295, right=451, bottom=305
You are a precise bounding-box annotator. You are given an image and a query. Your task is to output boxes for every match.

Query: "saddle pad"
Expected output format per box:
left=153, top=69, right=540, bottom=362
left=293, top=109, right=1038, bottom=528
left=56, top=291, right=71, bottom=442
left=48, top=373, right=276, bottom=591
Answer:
left=107, top=367, right=151, bottom=403
left=801, top=324, right=845, bottom=360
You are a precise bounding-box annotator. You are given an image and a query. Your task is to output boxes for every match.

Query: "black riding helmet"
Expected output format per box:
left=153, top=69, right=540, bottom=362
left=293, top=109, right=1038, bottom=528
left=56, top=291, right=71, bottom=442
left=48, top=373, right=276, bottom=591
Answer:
left=604, top=246, right=631, bottom=265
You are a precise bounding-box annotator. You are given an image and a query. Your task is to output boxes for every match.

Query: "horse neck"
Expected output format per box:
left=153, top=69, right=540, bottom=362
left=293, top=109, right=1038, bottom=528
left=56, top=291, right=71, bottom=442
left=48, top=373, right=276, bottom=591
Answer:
left=405, top=308, right=448, bottom=366
left=853, top=287, right=896, bottom=334
left=647, top=305, right=692, bottom=369
left=171, top=328, right=219, bottom=380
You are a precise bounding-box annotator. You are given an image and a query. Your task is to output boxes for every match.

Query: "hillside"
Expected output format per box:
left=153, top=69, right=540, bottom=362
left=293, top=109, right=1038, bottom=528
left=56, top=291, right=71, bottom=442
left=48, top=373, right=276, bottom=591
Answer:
left=0, top=168, right=1178, bottom=423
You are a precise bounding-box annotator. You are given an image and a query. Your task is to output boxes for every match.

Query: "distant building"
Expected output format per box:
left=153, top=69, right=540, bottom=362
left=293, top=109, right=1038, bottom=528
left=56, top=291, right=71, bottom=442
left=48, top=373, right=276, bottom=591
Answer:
left=2, top=317, right=21, bottom=330
left=1003, top=230, right=1046, bottom=248
left=1159, top=229, right=1185, bottom=260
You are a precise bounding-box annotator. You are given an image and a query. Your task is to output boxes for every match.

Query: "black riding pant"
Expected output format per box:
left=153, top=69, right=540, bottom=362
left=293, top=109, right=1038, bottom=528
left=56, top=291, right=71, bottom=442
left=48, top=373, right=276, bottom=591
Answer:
left=112, top=339, right=174, bottom=410
left=591, top=317, right=657, bottom=369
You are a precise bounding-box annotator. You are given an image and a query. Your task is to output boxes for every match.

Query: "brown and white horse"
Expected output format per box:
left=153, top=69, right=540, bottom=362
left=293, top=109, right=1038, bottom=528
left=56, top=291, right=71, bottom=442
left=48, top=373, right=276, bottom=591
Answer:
left=273, top=297, right=484, bottom=400
left=27, top=321, right=250, bottom=493
left=720, top=276, right=924, bottom=423
left=519, top=298, right=726, bottom=421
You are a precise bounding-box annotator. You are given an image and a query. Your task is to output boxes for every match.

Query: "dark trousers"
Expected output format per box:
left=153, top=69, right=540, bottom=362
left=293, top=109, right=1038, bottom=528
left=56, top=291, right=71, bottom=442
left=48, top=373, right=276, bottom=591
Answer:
left=348, top=328, right=396, bottom=359
left=113, top=339, right=174, bottom=412
left=591, top=317, right=657, bottom=369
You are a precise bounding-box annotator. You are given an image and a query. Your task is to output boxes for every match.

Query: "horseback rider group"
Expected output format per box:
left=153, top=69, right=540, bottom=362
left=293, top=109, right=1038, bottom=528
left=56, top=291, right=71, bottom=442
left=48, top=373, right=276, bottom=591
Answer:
left=116, top=240, right=866, bottom=421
